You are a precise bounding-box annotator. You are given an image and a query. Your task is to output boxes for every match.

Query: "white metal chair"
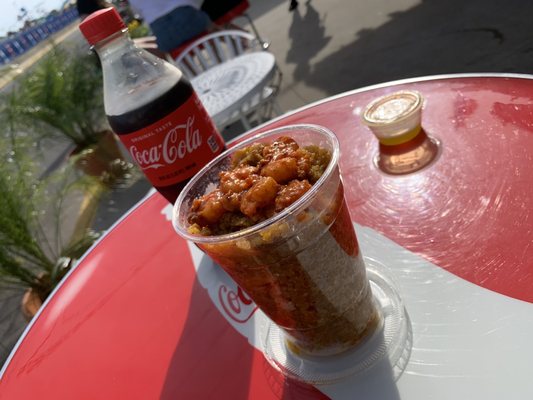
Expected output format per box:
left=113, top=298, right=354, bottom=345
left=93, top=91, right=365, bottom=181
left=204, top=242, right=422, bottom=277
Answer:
left=171, top=30, right=282, bottom=130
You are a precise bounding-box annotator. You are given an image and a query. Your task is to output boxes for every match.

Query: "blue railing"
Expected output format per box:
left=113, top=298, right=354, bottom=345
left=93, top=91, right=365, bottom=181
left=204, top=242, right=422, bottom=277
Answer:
left=0, top=7, right=79, bottom=65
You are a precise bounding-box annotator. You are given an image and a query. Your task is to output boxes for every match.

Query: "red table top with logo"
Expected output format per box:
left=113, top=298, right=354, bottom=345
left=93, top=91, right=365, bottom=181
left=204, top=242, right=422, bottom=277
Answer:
left=2, top=74, right=533, bottom=399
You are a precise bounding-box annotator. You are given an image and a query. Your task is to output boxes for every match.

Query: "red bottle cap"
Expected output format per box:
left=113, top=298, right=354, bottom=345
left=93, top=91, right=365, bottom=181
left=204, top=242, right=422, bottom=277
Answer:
left=79, top=7, right=126, bottom=46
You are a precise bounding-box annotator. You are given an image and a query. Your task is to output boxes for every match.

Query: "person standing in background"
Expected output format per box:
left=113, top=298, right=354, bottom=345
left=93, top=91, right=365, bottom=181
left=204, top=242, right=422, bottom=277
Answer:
left=76, top=0, right=113, bottom=20
left=201, top=0, right=243, bottom=22
left=289, top=0, right=299, bottom=12
left=128, top=0, right=213, bottom=52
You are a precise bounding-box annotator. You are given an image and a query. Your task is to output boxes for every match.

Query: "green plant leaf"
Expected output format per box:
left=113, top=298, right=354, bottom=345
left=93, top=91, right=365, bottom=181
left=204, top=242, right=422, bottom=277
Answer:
left=0, top=121, right=101, bottom=298
left=9, top=46, right=106, bottom=148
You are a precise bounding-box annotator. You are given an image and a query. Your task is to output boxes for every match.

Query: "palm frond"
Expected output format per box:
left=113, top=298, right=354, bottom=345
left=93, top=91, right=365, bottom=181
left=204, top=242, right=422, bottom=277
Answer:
left=9, top=46, right=106, bottom=148
left=0, top=133, right=100, bottom=296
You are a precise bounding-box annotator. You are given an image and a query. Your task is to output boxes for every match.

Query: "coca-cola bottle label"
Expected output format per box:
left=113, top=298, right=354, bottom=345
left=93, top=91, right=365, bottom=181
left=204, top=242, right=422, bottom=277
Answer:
left=120, top=93, right=224, bottom=186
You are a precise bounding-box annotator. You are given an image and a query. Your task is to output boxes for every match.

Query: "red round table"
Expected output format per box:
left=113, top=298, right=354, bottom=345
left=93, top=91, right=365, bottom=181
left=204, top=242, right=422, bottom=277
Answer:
left=2, top=74, right=533, bottom=399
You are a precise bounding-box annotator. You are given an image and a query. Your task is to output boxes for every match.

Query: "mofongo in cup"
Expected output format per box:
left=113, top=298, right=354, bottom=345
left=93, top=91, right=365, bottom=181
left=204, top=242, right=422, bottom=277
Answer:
left=173, top=125, right=380, bottom=358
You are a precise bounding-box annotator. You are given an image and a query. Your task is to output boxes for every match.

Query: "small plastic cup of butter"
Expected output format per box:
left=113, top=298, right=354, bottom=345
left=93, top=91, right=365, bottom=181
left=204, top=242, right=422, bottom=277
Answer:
left=361, top=90, right=439, bottom=175
left=362, top=90, right=423, bottom=146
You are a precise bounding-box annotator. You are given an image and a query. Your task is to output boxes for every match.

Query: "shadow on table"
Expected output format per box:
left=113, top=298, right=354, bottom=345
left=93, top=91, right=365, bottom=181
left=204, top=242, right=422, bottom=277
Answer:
left=158, top=250, right=320, bottom=399
left=319, top=331, right=404, bottom=400
left=159, top=273, right=256, bottom=399
left=273, top=327, right=403, bottom=400
left=159, top=251, right=404, bottom=399
left=157, top=249, right=323, bottom=399
left=290, top=0, right=533, bottom=96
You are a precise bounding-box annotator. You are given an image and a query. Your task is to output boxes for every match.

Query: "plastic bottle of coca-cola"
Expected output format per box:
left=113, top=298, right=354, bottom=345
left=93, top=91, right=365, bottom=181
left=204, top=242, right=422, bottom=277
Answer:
left=79, top=8, right=225, bottom=203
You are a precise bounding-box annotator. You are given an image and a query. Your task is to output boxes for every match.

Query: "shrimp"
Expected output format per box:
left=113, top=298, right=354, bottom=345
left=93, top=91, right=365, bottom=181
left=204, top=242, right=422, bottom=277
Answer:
left=219, top=166, right=258, bottom=193
left=261, top=157, right=298, bottom=184
left=191, top=190, right=226, bottom=224
left=275, top=179, right=312, bottom=211
left=240, top=176, right=279, bottom=218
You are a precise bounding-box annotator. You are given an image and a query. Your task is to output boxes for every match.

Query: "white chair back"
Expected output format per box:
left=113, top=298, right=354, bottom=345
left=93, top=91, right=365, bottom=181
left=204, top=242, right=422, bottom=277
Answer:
left=172, top=30, right=282, bottom=131
left=173, top=30, right=262, bottom=79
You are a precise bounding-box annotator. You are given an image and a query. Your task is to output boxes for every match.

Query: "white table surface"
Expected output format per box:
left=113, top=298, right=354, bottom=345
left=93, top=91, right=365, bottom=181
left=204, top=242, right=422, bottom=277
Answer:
left=190, top=52, right=276, bottom=126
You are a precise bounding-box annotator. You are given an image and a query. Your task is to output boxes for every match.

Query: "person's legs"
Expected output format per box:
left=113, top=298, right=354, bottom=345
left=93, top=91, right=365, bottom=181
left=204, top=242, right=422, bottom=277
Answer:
left=289, top=0, right=299, bottom=12
left=150, top=6, right=211, bottom=52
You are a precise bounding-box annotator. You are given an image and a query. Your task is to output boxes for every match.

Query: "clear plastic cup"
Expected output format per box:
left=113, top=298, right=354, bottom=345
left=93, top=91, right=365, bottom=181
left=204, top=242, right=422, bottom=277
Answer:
left=361, top=90, right=440, bottom=175
left=173, top=124, right=379, bottom=357
left=361, top=90, right=423, bottom=146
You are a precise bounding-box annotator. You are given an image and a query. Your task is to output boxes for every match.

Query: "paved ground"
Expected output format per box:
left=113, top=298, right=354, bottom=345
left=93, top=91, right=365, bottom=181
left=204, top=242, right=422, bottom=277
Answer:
left=3, top=0, right=533, bottom=367
left=251, top=0, right=533, bottom=111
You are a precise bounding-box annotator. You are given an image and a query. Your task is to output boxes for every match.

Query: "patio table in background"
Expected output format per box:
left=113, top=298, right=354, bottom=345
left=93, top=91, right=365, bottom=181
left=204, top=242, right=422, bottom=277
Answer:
left=1, top=74, right=533, bottom=399
left=191, top=51, right=277, bottom=130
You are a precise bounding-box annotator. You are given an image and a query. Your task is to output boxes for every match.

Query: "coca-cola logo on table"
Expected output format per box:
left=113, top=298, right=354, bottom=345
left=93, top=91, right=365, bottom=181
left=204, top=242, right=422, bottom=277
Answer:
left=129, top=116, right=202, bottom=170
left=162, top=202, right=261, bottom=331
left=219, top=285, right=259, bottom=323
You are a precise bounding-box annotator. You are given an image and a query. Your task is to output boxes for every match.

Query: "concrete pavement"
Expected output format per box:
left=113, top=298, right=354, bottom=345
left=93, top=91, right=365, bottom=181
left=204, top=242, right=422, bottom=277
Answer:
left=3, top=0, right=533, bottom=367
left=248, top=0, right=533, bottom=110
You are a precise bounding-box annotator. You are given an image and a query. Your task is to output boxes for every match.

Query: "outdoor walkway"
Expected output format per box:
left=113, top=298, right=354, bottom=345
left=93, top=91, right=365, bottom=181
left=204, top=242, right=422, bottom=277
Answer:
left=0, top=23, right=81, bottom=91
left=2, top=0, right=533, bottom=367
